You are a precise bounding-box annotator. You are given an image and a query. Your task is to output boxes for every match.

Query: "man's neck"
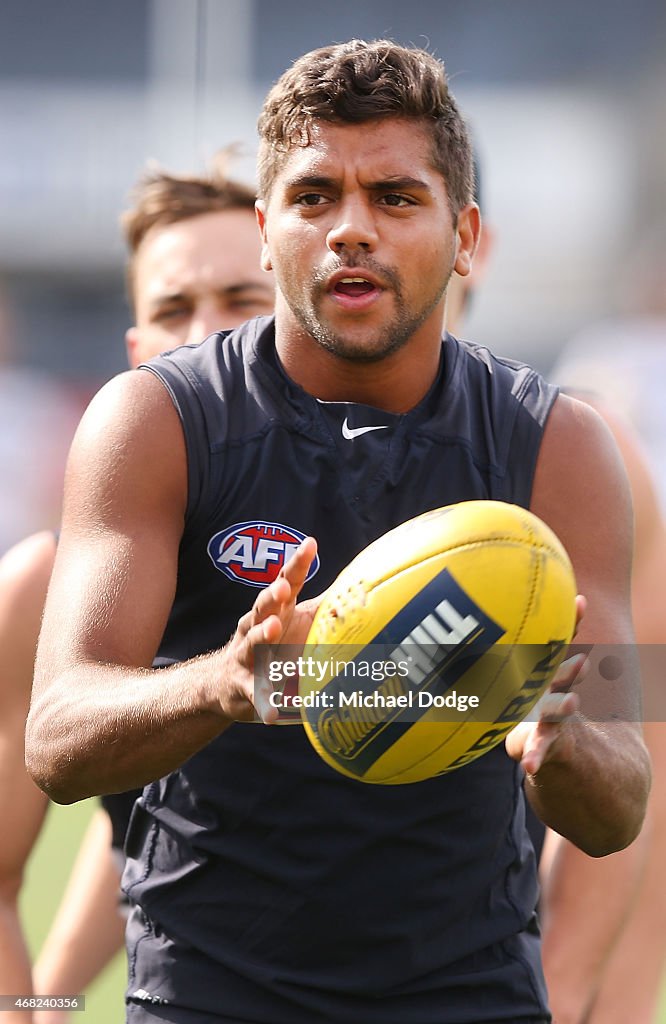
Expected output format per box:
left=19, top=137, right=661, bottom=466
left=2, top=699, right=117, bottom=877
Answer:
left=273, top=312, right=445, bottom=414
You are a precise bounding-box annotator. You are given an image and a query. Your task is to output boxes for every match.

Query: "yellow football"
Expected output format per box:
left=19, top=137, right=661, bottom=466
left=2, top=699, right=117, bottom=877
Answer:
left=299, top=500, right=577, bottom=784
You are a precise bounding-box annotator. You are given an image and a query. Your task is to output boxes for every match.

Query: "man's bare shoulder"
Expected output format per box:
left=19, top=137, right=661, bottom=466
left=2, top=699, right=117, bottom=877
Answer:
left=533, top=391, right=631, bottom=519
left=71, top=367, right=177, bottom=449
left=545, top=389, right=623, bottom=452
left=64, top=368, right=187, bottom=523
left=565, top=391, right=663, bottom=550
left=532, top=391, right=635, bottom=642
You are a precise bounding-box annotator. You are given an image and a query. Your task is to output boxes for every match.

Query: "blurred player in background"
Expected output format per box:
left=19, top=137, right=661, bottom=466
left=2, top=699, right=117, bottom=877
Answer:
left=548, top=220, right=666, bottom=1024
left=554, top=220, right=666, bottom=513
left=0, top=287, right=80, bottom=558
left=0, top=154, right=273, bottom=1024
left=447, top=158, right=666, bottom=1024
left=26, top=39, right=649, bottom=1024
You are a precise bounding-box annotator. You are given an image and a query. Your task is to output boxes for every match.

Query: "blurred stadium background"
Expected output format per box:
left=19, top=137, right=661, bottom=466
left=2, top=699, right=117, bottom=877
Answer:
left=2, top=0, right=666, bottom=554
left=3, top=0, right=666, bottom=383
left=5, top=0, right=666, bottom=1018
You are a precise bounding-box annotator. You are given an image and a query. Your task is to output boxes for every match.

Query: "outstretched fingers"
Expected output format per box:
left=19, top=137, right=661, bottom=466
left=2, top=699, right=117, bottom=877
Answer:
left=279, top=536, right=318, bottom=588
left=506, top=652, right=587, bottom=774
left=230, top=538, right=318, bottom=723
left=518, top=689, right=581, bottom=776
left=237, top=538, right=318, bottom=641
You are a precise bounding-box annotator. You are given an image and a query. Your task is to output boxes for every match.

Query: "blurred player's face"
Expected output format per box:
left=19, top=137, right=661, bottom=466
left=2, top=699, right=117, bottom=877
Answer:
left=126, top=209, right=274, bottom=366
left=257, top=118, right=478, bottom=366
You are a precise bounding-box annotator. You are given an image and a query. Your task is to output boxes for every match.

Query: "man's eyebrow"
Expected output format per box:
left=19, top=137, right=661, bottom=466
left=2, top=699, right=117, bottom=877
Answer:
left=368, top=176, right=432, bottom=192
left=223, top=281, right=274, bottom=295
left=147, top=290, right=189, bottom=309
left=283, top=173, right=433, bottom=193
left=148, top=281, right=272, bottom=310
left=283, top=174, right=338, bottom=191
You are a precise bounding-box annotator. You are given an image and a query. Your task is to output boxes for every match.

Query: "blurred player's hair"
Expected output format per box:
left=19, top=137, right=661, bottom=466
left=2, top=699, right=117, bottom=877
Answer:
left=257, top=38, right=475, bottom=218
left=122, top=149, right=256, bottom=310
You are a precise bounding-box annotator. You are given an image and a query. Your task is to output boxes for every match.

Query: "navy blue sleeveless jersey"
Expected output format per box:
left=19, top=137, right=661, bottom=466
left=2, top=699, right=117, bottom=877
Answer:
left=124, top=317, right=558, bottom=1024
left=101, top=789, right=142, bottom=853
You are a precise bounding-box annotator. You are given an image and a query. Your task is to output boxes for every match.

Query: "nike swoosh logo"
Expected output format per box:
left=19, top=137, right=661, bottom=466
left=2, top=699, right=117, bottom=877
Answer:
left=341, top=417, right=389, bottom=440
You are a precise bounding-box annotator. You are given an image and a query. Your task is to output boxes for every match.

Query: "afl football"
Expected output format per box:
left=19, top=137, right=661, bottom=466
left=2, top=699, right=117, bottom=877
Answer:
left=299, top=500, right=577, bottom=784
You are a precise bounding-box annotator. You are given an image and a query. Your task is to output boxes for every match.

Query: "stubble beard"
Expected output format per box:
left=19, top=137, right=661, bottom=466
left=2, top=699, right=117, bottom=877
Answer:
left=283, top=257, right=452, bottom=364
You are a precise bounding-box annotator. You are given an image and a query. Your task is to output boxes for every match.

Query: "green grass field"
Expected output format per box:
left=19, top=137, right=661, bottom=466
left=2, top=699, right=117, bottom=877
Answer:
left=20, top=800, right=666, bottom=1023
left=20, top=799, right=125, bottom=1023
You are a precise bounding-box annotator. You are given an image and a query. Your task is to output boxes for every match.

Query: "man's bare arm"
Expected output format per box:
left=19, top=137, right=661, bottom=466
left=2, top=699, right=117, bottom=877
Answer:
left=26, top=370, right=318, bottom=804
left=506, top=393, right=651, bottom=855
left=0, top=532, right=55, bottom=1022
left=33, top=809, right=126, bottom=1024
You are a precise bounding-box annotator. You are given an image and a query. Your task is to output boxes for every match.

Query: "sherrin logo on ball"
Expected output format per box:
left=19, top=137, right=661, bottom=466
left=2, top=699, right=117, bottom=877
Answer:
left=299, top=500, right=577, bottom=784
left=208, top=520, right=320, bottom=589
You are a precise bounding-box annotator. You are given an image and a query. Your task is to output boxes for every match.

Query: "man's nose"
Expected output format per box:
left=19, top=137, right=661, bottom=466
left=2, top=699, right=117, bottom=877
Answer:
left=186, top=302, right=228, bottom=343
left=326, top=196, right=378, bottom=254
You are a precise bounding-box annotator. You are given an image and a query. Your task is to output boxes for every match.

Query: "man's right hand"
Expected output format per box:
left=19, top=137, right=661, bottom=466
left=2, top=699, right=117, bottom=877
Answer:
left=218, top=537, right=320, bottom=723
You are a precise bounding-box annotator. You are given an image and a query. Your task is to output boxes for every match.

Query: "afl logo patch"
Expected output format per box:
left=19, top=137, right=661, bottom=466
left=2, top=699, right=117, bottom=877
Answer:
left=207, top=520, right=320, bottom=589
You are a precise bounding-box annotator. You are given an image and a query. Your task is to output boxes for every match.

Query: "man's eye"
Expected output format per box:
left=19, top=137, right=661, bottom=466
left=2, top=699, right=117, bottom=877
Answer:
left=295, top=193, right=327, bottom=207
left=381, top=194, right=413, bottom=207
left=231, top=298, right=273, bottom=310
left=154, top=307, right=189, bottom=322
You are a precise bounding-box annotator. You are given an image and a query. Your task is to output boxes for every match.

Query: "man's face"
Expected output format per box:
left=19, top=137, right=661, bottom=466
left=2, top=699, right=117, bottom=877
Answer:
left=126, top=208, right=274, bottom=367
left=257, top=117, right=475, bottom=364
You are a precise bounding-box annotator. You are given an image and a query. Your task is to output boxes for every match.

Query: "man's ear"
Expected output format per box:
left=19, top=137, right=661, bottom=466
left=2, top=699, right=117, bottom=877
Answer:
left=255, top=201, right=272, bottom=272
left=467, top=219, right=495, bottom=290
left=453, top=203, right=482, bottom=279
